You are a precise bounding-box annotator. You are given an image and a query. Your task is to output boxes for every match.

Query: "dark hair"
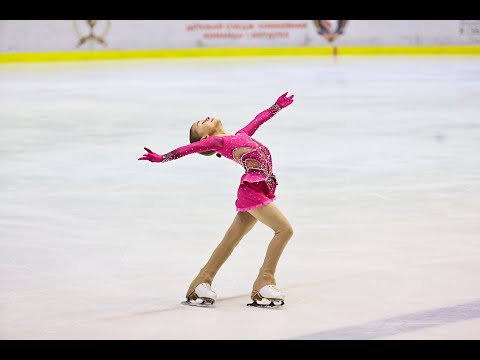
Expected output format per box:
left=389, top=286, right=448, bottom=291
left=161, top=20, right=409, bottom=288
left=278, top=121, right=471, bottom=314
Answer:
left=189, top=124, right=222, bottom=158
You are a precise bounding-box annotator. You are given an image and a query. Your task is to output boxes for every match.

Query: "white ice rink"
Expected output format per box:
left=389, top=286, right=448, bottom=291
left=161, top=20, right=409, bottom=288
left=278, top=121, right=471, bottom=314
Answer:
left=1, top=55, right=480, bottom=340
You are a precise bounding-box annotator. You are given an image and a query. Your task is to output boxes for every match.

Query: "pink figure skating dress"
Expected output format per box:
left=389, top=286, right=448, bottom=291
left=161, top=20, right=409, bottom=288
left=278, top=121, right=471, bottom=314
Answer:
left=159, top=104, right=281, bottom=211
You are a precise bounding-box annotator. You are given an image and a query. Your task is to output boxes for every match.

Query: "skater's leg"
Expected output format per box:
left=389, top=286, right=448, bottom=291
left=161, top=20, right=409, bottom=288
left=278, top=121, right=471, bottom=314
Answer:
left=247, top=203, right=293, bottom=301
left=186, top=211, right=258, bottom=300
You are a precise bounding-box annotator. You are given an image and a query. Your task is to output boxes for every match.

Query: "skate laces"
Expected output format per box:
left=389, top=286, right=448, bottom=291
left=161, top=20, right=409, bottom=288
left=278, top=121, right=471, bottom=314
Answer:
left=268, top=285, right=280, bottom=292
left=199, top=283, right=215, bottom=293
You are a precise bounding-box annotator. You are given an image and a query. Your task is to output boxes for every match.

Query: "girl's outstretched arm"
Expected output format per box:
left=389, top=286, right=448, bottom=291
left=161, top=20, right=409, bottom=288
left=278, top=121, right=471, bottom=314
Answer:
left=236, top=92, right=294, bottom=137
left=138, top=136, right=224, bottom=163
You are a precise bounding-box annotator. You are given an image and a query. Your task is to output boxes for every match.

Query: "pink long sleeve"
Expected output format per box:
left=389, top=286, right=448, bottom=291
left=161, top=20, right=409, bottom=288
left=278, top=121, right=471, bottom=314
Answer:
left=160, top=136, right=224, bottom=163
left=236, top=104, right=282, bottom=137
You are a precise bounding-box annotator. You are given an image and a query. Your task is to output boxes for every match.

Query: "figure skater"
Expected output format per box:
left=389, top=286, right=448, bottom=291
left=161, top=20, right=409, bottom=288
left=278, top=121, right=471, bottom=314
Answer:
left=138, top=92, right=295, bottom=307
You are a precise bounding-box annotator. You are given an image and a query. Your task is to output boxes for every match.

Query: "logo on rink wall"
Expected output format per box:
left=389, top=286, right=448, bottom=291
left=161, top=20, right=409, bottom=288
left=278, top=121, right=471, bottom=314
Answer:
left=73, top=20, right=111, bottom=48
left=312, top=20, right=349, bottom=44
left=459, top=20, right=480, bottom=37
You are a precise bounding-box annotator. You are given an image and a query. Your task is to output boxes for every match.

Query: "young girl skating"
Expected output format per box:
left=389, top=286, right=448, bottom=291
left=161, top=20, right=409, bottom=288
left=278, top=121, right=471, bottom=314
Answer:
left=138, top=92, right=295, bottom=307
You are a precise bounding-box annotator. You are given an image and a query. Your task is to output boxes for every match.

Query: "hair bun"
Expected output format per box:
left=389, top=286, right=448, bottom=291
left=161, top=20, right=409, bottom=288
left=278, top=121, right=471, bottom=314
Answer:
left=216, top=153, right=222, bottom=158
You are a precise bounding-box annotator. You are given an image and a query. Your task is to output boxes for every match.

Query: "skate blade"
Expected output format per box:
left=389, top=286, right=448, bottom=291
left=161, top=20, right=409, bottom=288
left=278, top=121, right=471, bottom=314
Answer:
left=247, top=299, right=284, bottom=308
left=181, top=298, right=215, bottom=307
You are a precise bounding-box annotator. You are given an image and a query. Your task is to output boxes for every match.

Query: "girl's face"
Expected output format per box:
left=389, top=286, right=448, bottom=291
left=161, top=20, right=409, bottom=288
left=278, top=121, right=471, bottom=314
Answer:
left=192, top=116, right=222, bottom=138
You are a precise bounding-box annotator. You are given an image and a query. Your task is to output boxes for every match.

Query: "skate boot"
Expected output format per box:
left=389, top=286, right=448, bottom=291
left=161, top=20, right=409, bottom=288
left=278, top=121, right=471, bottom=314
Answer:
left=247, top=285, right=285, bottom=308
left=181, top=283, right=217, bottom=307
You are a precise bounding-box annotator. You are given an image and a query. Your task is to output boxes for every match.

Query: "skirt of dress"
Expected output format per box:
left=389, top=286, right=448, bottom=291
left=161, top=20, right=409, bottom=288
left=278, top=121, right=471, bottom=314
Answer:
left=235, top=180, right=277, bottom=212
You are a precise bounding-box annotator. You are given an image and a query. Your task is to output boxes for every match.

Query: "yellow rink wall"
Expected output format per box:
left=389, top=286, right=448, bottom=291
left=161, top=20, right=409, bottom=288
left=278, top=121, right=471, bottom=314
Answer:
left=1, top=46, right=480, bottom=63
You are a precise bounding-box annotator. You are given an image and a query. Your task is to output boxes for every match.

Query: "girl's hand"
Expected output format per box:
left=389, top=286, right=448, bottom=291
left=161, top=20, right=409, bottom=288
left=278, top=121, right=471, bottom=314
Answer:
left=138, top=147, right=163, bottom=162
left=275, top=92, right=295, bottom=109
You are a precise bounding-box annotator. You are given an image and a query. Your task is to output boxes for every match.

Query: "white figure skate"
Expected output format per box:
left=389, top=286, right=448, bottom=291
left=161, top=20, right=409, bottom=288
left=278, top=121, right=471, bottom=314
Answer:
left=181, top=283, right=217, bottom=307
left=247, top=285, right=285, bottom=308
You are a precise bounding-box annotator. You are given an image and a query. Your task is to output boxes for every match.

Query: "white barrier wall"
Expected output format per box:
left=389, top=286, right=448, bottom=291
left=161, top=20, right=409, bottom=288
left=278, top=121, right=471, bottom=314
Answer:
left=1, top=20, right=479, bottom=53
